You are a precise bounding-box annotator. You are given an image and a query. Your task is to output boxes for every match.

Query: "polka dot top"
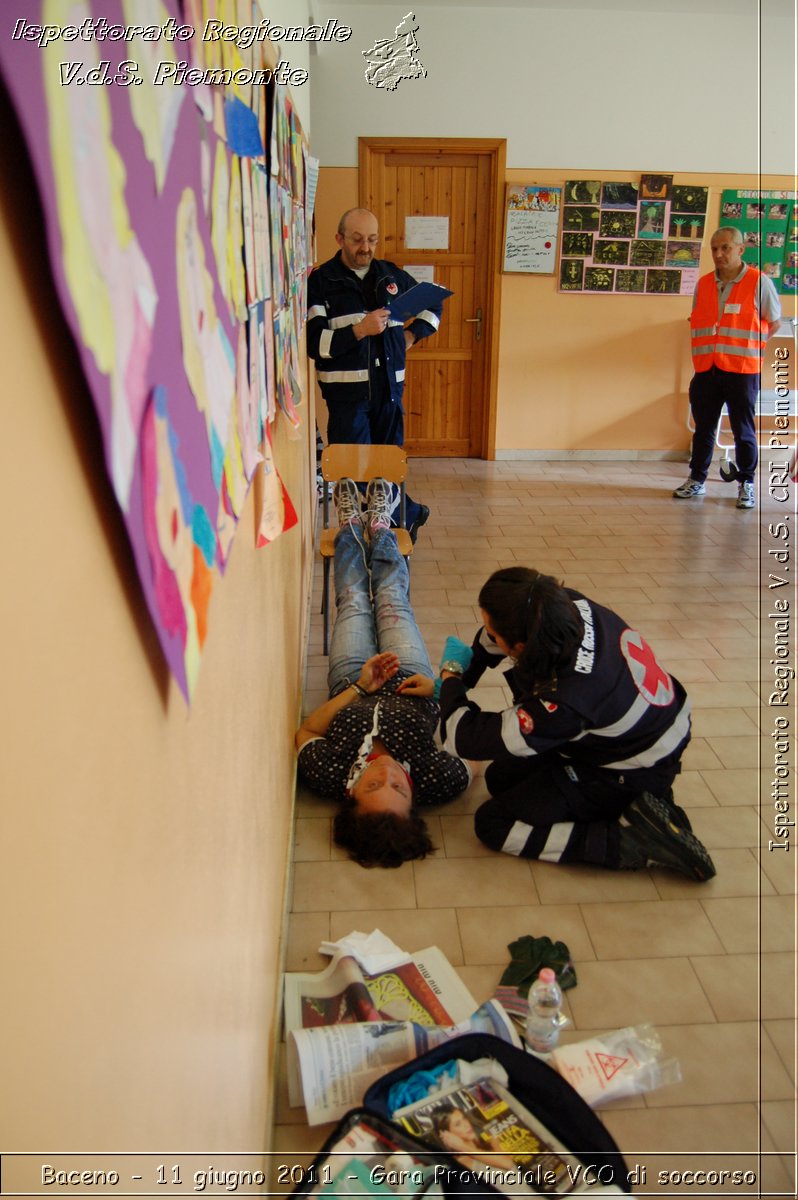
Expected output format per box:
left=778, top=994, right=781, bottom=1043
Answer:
left=298, top=671, right=471, bottom=804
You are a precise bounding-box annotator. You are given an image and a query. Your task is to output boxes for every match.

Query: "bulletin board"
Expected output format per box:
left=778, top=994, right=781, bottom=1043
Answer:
left=502, top=185, right=562, bottom=274
left=558, top=176, right=709, bottom=295
left=720, top=189, right=797, bottom=294
left=0, top=0, right=313, bottom=702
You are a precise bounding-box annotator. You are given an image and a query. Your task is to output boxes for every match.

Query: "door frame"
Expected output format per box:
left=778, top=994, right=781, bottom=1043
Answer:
left=358, top=136, right=506, bottom=460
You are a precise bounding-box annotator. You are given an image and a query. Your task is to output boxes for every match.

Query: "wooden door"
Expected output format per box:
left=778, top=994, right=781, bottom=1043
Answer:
left=359, top=138, right=505, bottom=458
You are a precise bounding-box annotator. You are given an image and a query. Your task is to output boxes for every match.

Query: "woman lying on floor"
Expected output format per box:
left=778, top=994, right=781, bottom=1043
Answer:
left=417, top=566, right=715, bottom=881
left=295, top=477, right=470, bottom=869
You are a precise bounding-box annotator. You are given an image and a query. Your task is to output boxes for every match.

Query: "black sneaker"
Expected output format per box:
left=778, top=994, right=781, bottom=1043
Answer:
left=655, top=788, right=693, bottom=832
left=669, top=802, right=693, bottom=833
left=408, top=504, right=430, bottom=544
left=618, top=792, right=715, bottom=881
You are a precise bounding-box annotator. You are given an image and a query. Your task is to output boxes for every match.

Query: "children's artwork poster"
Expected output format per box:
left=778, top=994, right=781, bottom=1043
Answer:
left=261, top=76, right=313, bottom=470
left=720, top=189, right=797, bottom=294
left=502, top=185, right=562, bottom=274
left=0, top=0, right=310, bottom=702
left=558, top=177, right=709, bottom=296
left=305, top=151, right=320, bottom=262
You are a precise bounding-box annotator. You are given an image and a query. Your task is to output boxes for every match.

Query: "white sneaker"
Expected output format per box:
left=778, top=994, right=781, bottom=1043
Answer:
left=736, top=481, right=755, bottom=509
left=333, top=477, right=362, bottom=526
left=365, top=477, right=393, bottom=538
left=673, top=477, right=706, bottom=499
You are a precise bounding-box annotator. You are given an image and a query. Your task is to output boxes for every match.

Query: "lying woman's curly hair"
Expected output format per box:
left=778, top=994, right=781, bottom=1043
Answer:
left=333, top=801, right=436, bottom=869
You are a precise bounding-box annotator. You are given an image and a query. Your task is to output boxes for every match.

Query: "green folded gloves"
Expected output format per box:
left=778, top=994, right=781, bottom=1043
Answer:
left=499, top=934, right=577, bottom=995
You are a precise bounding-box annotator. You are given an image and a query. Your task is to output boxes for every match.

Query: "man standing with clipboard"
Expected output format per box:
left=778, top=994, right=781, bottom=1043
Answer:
left=307, top=207, right=451, bottom=541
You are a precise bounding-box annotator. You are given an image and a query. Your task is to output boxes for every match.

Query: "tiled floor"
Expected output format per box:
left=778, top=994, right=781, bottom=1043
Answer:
left=275, top=458, right=796, bottom=1196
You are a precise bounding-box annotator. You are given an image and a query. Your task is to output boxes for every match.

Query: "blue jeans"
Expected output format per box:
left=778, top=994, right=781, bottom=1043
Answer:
left=328, top=524, right=432, bottom=696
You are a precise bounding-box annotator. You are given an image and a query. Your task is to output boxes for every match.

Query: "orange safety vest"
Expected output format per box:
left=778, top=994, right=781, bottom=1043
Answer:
left=690, top=266, right=766, bottom=374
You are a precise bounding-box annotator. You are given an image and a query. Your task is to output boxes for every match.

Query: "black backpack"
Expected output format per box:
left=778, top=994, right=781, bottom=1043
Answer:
left=291, top=1033, right=630, bottom=1197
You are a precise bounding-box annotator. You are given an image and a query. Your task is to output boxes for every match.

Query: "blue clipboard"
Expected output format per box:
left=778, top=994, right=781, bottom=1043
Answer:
left=386, top=281, right=453, bottom=321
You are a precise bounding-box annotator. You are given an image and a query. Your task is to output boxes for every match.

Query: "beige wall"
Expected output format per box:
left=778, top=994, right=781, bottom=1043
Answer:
left=315, top=165, right=796, bottom=457
left=309, top=1, right=794, bottom=177
left=0, top=135, right=316, bottom=1149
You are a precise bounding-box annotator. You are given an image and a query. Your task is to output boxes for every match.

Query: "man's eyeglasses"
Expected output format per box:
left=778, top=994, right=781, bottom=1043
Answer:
left=345, top=235, right=379, bottom=248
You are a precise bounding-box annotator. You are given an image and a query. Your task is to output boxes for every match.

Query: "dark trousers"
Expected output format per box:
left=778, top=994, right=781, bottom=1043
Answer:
left=688, top=366, right=760, bottom=484
left=326, top=381, right=424, bottom=526
left=474, top=757, right=675, bottom=869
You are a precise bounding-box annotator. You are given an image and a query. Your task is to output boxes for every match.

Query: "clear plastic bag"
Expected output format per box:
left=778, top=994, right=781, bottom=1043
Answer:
left=550, top=1024, right=682, bottom=1106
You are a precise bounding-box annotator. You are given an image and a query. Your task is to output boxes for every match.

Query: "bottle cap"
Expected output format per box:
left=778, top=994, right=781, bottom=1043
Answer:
left=539, top=968, right=556, bottom=983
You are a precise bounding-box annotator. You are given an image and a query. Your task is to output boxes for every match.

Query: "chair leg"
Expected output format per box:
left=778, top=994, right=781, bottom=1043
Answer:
left=322, top=557, right=330, bottom=655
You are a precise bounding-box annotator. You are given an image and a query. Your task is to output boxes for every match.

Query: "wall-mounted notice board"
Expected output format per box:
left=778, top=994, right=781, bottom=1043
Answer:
left=720, top=188, right=797, bottom=294
left=557, top=177, right=709, bottom=295
left=502, top=185, right=562, bottom=274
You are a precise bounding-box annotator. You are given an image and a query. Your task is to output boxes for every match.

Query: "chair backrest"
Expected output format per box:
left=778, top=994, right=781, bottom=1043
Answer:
left=321, top=443, right=407, bottom=485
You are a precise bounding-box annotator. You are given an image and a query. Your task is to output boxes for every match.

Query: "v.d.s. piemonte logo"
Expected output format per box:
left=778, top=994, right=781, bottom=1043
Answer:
left=362, top=11, right=426, bottom=91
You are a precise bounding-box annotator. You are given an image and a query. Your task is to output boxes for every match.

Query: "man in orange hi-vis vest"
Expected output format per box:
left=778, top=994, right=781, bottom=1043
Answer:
left=673, top=226, right=781, bottom=509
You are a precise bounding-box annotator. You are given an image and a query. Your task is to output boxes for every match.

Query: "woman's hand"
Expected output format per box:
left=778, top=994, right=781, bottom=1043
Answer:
left=358, top=652, right=400, bottom=693
left=396, top=673, right=435, bottom=698
left=295, top=653, right=401, bottom=750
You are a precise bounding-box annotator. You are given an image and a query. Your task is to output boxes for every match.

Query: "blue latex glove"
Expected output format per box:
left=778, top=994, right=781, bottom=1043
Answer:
left=439, top=635, right=473, bottom=673
left=387, top=1061, right=458, bottom=1115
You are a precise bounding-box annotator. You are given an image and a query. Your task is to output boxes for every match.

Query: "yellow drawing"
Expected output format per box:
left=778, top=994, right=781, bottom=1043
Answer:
left=122, top=0, right=184, bottom=192
left=227, top=155, right=247, bottom=321
left=43, top=0, right=158, bottom=512
left=366, top=973, right=439, bottom=1026
left=211, top=140, right=231, bottom=312
left=175, top=187, right=235, bottom=489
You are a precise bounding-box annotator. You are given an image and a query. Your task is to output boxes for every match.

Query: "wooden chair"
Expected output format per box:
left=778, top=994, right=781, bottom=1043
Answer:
left=319, top=444, right=414, bottom=655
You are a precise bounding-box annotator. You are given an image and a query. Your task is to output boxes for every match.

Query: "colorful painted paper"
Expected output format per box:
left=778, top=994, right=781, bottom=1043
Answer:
left=41, top=2, right=158, bottom=511
left=0, top=0, right=308, bottom=701
left=122, top=0, right=185, bottom=193
left=224, top=95, right=265, bottom=158
left=257, top=422, right=298, bottom=547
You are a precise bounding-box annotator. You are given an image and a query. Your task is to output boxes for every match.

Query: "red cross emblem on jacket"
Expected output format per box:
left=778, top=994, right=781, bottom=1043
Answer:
left=620, top=629, right=674, bottom=706
left=517, top=707, right=535, bottom=734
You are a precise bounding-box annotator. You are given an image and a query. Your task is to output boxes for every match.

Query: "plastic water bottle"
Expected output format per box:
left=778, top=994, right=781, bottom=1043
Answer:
left=525, top=968, right=563, bottom=1054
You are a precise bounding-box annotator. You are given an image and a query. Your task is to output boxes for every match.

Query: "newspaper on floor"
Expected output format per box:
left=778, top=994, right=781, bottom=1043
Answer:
left=284, top=945, right=520, bottom=1124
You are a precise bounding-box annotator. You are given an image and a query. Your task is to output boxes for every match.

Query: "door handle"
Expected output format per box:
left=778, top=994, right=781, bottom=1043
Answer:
left=464, top=307, right=483, bottom=341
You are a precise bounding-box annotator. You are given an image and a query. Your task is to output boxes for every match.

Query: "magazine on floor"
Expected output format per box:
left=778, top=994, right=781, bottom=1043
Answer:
left=394, top=1075, right=581, bottom=1195
left=301, top=1113, right=446, bottom=1198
